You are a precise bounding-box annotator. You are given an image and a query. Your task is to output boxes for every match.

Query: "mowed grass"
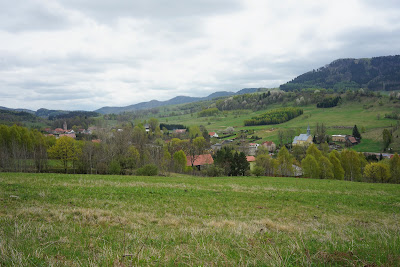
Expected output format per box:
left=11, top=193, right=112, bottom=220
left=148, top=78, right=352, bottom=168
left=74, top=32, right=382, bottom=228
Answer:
left=1, top=173, right=400, bottom=266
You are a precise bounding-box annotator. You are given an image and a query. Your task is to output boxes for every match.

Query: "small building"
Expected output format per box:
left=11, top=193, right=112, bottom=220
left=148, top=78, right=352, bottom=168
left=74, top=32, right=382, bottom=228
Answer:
left=174, top=129, right=187, bottom=134
left=209, top=132, right=219, bottom=138
left=246, top=156, right=256, bottom=171
left=59, top=133, right=76, bottom=139
left=54, top=128, right=65, bottom=134
left=248, top=143, right=260, bottom=156
left=262, top=141, right=276, bottom=152
left=346, top=136, right=358, bottom=146
left=332, top=135, right=347, bottom=142
left=211, top=143, right=222, bottom=151
left=293, top=124, right=313, bottom=146
left=222, top=139, right=233, bottom=145
left=187, top=154, right=214, bottom=170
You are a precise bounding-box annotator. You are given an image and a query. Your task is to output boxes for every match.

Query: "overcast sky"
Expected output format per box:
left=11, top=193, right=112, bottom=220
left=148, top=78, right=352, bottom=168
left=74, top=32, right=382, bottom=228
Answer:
left=1, top=0, right=399, bottom=111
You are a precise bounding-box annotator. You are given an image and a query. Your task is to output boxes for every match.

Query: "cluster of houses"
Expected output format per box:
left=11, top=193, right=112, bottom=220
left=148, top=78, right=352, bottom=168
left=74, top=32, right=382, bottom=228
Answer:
left=44, top=121, right=93, bottom=139
left=191, top=124, right=364, bottom=171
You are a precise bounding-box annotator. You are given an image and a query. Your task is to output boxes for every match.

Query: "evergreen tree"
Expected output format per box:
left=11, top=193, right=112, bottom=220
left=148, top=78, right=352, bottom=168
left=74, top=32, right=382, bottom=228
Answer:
left=352, top=125, right=362, bottom=139
left=382, top=129, right=392, bottom=150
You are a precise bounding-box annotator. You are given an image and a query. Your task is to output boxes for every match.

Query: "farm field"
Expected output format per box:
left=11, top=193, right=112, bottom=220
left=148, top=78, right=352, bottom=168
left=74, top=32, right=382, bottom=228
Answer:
left=1, top=173, right=399, bottom=266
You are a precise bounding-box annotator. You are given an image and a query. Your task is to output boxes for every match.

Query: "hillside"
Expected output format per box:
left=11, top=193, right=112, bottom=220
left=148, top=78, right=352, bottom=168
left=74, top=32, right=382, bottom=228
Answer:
left=280, top=55, right=400, bottom=91
left=95, top=88, right=262, bottom=114
left=0, top=106, right=35, bottom=114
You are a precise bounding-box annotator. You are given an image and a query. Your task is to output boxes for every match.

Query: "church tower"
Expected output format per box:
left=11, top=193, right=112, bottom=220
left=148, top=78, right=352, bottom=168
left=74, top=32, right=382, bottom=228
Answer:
left=307, top=123, right=310, bottom=136
left=63, top=121, right=67, bottom=131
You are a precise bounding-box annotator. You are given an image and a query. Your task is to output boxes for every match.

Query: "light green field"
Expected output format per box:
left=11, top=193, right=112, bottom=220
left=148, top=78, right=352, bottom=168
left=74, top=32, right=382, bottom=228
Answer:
left=1, top=173, right=399, bottom=266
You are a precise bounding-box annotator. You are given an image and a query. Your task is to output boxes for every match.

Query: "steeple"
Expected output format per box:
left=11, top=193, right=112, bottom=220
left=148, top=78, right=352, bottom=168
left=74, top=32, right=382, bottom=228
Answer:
left=307, top=123, right=310, bottom=136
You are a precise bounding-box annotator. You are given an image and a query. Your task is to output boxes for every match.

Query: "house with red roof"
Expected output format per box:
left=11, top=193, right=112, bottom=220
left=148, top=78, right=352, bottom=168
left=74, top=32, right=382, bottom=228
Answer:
left=187, top=154, right=214, bottom=170
left=209, top=132, right=219, bottom=138
left=262, top=141, right=276, bottom=152
left=246, top=155, right=256, bottom=171
left=54, top=128, right=66, bottom=133
left=59, top=133, right=76, bottom=139
left=346, top=136, right=358, bottom=146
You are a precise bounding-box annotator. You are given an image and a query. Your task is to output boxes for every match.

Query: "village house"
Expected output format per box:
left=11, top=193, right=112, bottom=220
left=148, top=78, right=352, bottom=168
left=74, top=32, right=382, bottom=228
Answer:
left=186, top=154, right=214, bottom=170
left=211, top=143, right=222, bottom=151
left=292, top=124, right=313, bottom=146
left=332, top=135, right=347, bottom=142
left=346, top=136, right=358, bottom=147
left=247, top=143, right=260, bottom=156
left=262, top=141, right=276, bottom=152
left=246, top=156, right=256, bottom=171
left=209, top=132, right=219, bottom=138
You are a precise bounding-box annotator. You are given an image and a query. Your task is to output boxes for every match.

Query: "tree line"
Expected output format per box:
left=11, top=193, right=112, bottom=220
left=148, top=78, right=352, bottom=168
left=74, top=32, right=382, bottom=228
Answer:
left=244, top=108, right=303, bottom=126
left=253, top=144, right=400, bottom=183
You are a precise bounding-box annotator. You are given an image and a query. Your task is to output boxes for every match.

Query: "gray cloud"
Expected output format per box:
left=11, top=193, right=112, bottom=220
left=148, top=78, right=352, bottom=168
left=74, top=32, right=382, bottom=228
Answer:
left=59, top=0, right=243, bottom=21
left=0, top=0, right=70, bottom=32
left=0, top=0, right=399, bottom=111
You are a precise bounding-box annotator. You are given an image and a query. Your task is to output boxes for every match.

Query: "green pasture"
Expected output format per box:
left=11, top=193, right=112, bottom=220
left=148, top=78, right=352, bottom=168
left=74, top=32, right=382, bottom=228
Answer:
left=1, top=173, right=399, bottom=266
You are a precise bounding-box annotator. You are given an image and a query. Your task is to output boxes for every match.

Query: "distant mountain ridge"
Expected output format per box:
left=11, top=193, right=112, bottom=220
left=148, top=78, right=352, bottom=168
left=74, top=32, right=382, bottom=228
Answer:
left=0, top=106, right=35, bottom=114
left=95, top=88, right=262, bottom=114
left=280, top=55, right=400, bottom=91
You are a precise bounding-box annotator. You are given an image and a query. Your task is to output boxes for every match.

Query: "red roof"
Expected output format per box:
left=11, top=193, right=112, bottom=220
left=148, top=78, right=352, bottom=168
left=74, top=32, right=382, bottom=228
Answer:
left=263, top=141, right=275, bottom=146
left=348, top=136, right=357, bottom=143
left=246, top=156, right=256, bottom=162
left=59, top=133, right=76, bottom=138
left=209, top=132, right=216, bottom=136
left=55, top=128, right=65, bottom=133
left=187, top=154, right=214, bottom=166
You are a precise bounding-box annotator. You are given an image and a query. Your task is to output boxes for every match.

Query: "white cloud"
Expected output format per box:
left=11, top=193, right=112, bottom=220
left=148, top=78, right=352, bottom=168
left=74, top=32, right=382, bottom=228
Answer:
left=0, top=0, right=399, bottom=110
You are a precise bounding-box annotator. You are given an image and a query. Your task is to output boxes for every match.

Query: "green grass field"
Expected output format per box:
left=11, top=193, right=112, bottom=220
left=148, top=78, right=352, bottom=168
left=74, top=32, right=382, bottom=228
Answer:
left=1, top=173, right=399, bottom=266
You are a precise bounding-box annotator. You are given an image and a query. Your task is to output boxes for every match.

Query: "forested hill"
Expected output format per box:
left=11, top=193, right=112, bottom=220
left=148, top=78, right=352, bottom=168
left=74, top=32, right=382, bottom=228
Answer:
left=95, top=88, right=262, bottom=114
left=280, top=55, right=400, bottom=91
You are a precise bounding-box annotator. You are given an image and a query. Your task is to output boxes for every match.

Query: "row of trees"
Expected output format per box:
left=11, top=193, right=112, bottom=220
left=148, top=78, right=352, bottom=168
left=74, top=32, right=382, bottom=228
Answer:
left=0, top=124, right=55, bottom=172
left=244, top=108, right=303, bottom=126
left=0, top=123, right=212, bottom=175
left=252, top=143, right=400, bottom=183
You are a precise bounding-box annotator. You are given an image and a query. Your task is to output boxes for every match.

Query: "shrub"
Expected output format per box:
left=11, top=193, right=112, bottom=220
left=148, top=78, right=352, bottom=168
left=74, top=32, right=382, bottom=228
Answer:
left=203, top=165, right=225, bottom=177
left=136, top=164, right=158, bottom=176
left=108, top=160, right=121, bottom=175
left=252, top=166, right=265, bottom=177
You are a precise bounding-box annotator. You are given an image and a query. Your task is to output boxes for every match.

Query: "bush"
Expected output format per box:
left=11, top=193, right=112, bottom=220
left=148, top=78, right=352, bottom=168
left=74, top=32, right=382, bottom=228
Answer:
left=252, top=166, right=265, bottom=177
left=108, top=160, right=121, bottom=175
left=136, top=164, right=158, bottom=176
left=203, top=165, right=225, bottom=177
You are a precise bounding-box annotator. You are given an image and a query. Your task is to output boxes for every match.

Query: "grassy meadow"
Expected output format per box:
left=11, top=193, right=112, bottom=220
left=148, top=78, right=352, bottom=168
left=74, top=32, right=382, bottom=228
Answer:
left=1, top=172, right=399, bottom=266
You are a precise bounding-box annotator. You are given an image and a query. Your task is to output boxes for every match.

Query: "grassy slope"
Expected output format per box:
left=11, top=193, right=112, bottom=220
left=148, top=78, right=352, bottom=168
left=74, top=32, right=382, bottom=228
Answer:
left=1, top=173, right=399, bottom=266
left=158, top=96, right=399, bottom=153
